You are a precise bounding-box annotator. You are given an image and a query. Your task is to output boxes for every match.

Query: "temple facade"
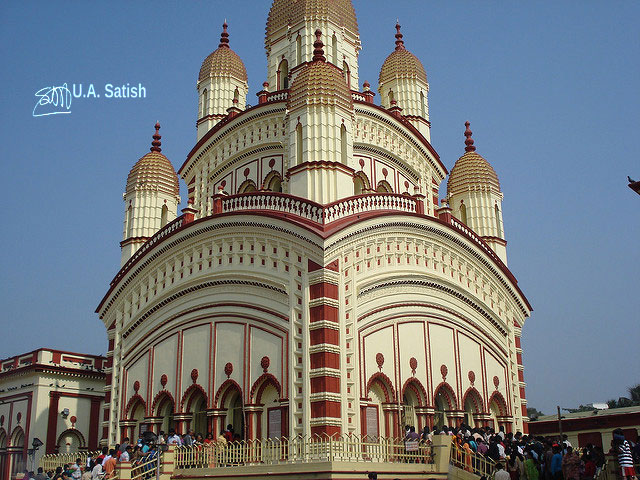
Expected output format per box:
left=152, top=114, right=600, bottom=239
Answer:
left=97, top=0, right=532, bottom=447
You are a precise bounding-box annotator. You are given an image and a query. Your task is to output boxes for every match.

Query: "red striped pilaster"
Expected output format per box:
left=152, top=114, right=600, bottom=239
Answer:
left=308, top=259, right=342, bottom=436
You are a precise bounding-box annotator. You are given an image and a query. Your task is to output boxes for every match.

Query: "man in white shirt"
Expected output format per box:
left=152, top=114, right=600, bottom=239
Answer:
left=495, top=463, right=510, bottom=480
left=119, top=445, right=132, bottom=462
left=91, top=458, right=103, bottom=480
left=167, top=428, right=182, bottom=446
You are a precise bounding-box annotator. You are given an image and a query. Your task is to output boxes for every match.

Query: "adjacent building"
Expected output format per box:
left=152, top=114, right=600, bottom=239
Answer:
left=0, top=349, right=105, bottom=477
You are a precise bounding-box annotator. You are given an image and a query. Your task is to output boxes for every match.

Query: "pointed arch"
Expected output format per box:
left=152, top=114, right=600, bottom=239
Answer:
left=250, top=373, right=282, bottom=403
left=332, top=34, right=338, bottom=64
left=237, top=179, right=257, bottom=194
left=343, top=61, right=351, bottom=89
left=340, top=123, right=348, bottom=164
left=462, top=387, right=485, bottom=413
left=215, top=379, right=243, bottom=408
left=124, top=393, right=147, bottom=418
left=433, top=382, right=458, bottom=410
left=181, top=383, right=209, bottom=411
left=0, top=428, right=6, bottom=447
left=151, top=390, right=176, bottom=415
left=488, top=391, right=508, bottom=416
left=495, top=204, right=502, bottom=237
left=296, top=123, right=303, bottom=164
left=366, top=372, right=396, bottom=403
left=402, top=378, right=428, bottom=406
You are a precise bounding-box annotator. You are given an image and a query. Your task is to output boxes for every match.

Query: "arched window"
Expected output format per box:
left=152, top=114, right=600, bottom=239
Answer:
left=225, top=391, right=244, bottom=441
left=296, top=35, right=302, bottom=64
left=340, top=124, right=347, bottom=164
left=388, top=90, right=395, bottom=107
left=332, top=34, right=338, bottom=64
left=296, top=124, right=303, bottom=164
left=264, top=172, right=283, bottom=193
left=126, top=205, right=133, bottom=238
left=402, top=392, right=418, bottom=430
left=237, top=180, right=257, bottom=194
left=160, top=204, right=168, bottom=227
left=278, top=59, right=289, bottom=90
left=376, top=180, right=392, bottom=193
left=353, top=171, right=370, bottom=195
left=202, top=89, right=208, bottom=117
left=460, top=202, right=467, bottom=225
left=343, top=61, right=351, bottom=89
left=495, top=204, right=502, bottom=237
left=420, top=91, right=426, bottom=118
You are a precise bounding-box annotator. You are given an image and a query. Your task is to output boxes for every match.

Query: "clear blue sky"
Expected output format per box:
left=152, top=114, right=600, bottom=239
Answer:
left=0, top=1, right=638, bottom=415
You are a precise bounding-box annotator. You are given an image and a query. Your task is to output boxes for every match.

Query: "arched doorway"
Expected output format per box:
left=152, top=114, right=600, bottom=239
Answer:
left=263, top=172, right=283, bottom=193
left=9, top=427, right=25, bottom=479
left=155, top=394, right=175, bottom=434
left=237, top=180, right=257, bottom=194
left=463, top=389, right=484, bottom=428
left=217, top=382, right=244, bottom=440
left=365, top=373, right=396, bottom=438
left=56, top=429, right=85, bottom=454
left=488, top=392, right=508, bottom=431
left=278, top=59, right=289, bottom=90
left=252, top=374, right=284, bottom=439
left=433, top=384, right=457, bottom=429
left=130, top=401, right=146, bottom=440
left=0, top=428, right=7, bottom=479
left=187, top=392, right=208, bottom=436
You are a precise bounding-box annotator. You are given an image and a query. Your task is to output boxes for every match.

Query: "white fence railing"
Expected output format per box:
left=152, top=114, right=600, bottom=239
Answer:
left=219, top=192, right=418, bottom=226
left=175, top=434, right=437, bottom=469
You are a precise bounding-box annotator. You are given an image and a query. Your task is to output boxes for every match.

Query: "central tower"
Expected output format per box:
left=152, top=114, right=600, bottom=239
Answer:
left=265, top=0, right=361, bottom=91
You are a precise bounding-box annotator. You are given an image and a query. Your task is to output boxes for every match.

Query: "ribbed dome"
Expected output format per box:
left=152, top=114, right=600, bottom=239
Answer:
left=126, top=124, right=180, bottom=198
left=288, top=31, right=353, bottom=112
left=198, top=23, right=247, bottom=83
left=447, top=122, right=501, bottom=196
left=266, top=0, right=359, bottom=40
left=379, top=23, right=427, bottom=86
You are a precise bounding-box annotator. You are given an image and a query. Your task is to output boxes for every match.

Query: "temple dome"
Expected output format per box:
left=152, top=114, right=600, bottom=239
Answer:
left=447, top=122, right=501, bottom=196
left=126, top=123, right=180, bottom=197
left=287, top=31, right=353, bottom=112
left=266, top=0, right=359, bottom=40
left=379, top=23, right=427, bottom=85
left=198, top=23, right=247, bottom=83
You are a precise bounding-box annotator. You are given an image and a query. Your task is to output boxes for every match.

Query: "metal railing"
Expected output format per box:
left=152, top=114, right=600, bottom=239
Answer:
left=40, top=450, right=100, bottom=472
left=130, top=452, right=159, bottom=480
left=450, top=441, right=496, bottom=478
left=175, top=434, right=437, bottom=469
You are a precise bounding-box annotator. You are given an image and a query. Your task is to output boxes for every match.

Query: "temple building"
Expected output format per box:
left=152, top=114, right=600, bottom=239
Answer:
left=96, top=0, right=532, bottom=450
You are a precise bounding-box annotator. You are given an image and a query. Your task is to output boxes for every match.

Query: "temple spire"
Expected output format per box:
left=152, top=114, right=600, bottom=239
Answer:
left=218, top=21, right=230, bottom=49
left=395, top=22, right=405, bottom=50
left=150, top=122, right=162, bottom=152
left=464, top=121, right=476, bottom=153
left=313, top=29, right=326, bottom=62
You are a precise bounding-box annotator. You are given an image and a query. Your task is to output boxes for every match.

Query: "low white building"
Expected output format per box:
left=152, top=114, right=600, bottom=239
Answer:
left=0, top=349, right=105, bottom=477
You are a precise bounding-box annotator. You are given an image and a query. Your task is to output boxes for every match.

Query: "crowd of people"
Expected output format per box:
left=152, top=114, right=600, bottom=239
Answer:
left=415, top=424, right=639, bottom=480
left=22, top=423, right=639, bottom=479
left=25, top=423, right=242, bottom=479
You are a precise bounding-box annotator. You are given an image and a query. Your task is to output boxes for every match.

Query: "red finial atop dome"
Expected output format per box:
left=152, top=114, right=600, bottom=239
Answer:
left=150, top=122, right=162, bottom=152
left=464, top=121, right=476, bottom=152
left=313, top=29, right=326, bottom=62
left=395, top=21, right=405, bottom=51
left=218, top=21, right=230, bottom=49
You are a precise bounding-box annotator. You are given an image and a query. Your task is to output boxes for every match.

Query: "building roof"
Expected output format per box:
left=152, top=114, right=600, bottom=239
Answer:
left=379, top=23, right=427, bottom=86
left=288, top=30, right=353, bottom=112
left=126, top=123, right=180, bottom=198
left=266, top=0, right=359, bottom=41
left=447, top=122, right=501, bottom=196
left=535, top=405, right=640, bottom=422
left=199, top=22, right=248, bottom=83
